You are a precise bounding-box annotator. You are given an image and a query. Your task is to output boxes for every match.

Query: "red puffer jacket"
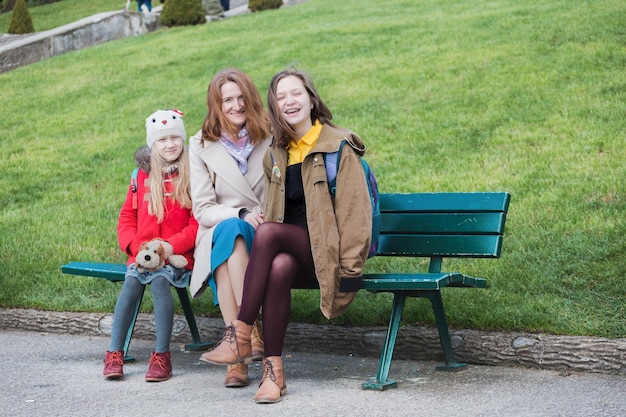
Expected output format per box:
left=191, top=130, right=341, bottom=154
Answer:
left=117, top=168, right=198, bottom=269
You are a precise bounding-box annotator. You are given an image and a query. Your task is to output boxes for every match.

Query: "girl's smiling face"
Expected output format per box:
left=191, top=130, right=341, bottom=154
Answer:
left=275, top=75, right=313, bottom=137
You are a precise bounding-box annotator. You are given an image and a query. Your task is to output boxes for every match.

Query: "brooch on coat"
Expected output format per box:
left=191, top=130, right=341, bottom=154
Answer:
left=270, top=152, right=281, bottom=178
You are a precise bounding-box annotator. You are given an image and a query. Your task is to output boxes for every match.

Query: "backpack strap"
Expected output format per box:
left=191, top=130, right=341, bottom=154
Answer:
left=130, top=167, right=139, bottom=210
left=325, top=140, right=347, bottom=195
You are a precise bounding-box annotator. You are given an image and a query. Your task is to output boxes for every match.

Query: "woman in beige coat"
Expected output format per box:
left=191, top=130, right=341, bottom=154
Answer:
left=189, top=68, right=271, bottom=388
left=200, top=69, right=372, bottom=404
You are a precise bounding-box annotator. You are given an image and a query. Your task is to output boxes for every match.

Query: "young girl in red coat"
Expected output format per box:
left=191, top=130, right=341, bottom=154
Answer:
left=103, top=109, right=198, bottom=382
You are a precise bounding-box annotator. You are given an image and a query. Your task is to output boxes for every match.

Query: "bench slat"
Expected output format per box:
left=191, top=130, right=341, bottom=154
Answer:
left=61, top=262, right=126, bottom=282
left=362, top=272, right=487, bottom=291
left=380, top=212, right=507, bottom=235
left=377, top=234, right=504, bottom=257
left=379, top=192, right=511, bottom=213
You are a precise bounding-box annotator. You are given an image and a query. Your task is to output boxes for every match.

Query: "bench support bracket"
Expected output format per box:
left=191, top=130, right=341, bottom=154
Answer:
left=362, top=288, right=468, bottom=389
left=175, top=287, right=213, bottom=351
left=361, top=292, right=406, bottom=390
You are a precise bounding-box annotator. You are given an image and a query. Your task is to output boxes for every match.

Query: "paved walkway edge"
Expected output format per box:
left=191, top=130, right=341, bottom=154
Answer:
left=1, top=307, right=623, bottom=375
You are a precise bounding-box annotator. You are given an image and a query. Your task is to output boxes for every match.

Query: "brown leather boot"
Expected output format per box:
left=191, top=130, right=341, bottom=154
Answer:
left=224, top=362, right=249, bottom=388
left=254, top=356, right=287, bottom=404
left=251, top=319, right=264, bottom=362
left=199, top=320, right=252, bottom=365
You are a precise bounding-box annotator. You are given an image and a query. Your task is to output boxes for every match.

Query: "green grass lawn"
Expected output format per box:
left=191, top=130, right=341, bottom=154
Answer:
left=0, top=0, right=624, bottom=338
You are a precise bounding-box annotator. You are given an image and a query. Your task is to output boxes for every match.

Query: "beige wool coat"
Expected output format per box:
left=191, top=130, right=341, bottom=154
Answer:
left=263, top=124, right=372, bottom=319
left=188, top=130, right=270, bottom=298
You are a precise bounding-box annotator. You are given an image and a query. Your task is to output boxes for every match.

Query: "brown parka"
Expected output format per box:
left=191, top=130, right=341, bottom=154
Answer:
left=262, top=123, right=372, bottom=319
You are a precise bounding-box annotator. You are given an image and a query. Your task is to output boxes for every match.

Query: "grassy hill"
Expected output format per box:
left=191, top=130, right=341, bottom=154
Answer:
left=0, top=0, right=624, bottom=338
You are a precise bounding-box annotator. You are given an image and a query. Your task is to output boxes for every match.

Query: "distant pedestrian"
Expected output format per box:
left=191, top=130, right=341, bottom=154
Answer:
left=137, top=0, right=152, bottom=12
left=103, top=109, right=198, bottom=382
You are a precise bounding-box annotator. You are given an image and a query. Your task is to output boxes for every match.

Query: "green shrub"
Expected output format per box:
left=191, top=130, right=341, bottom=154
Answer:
left=160, top=0, right=205, bottom=26
left=249, top=0, right=282, bottom=12
left=2, top=0, right=59, bottom=10
left=1, top=0, right=15, bottom=13
left=7, top=0, right=34, bottom=33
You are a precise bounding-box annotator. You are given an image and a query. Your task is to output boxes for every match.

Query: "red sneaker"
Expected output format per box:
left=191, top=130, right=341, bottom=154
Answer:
left=145, top=351, right=172, bottom=382
left=103, top=350, right=124, bottom=379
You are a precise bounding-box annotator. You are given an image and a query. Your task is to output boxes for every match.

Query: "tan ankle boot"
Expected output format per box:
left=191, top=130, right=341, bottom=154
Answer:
left=224, top=362, right=249, bottom=388
left=251, top=319, right=264, bottom=362
left=199, top=320, right=252, bottom=365
left=254, top=356, right=287, bottom=404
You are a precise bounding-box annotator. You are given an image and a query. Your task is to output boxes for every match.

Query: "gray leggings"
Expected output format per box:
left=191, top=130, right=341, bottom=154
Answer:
left=109, top=275, right=173, bottom=353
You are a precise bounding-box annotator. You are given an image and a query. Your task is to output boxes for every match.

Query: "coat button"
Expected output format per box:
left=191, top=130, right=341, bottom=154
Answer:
left=314, top=157, right=318, bottom=162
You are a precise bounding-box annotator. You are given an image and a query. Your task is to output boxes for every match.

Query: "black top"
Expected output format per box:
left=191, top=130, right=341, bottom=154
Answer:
left=284, top=163, right=307, bottom=229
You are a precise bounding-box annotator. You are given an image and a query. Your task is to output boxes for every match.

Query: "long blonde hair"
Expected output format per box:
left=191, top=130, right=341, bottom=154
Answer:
left=147, top=145, right=192, bottom=222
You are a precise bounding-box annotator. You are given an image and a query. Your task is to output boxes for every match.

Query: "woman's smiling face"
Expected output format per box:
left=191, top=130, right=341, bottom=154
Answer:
left=221, top=81, right=247, bottom=130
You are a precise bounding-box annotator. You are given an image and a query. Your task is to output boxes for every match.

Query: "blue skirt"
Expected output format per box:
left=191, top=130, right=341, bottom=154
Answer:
left=207, top=217, right=254, bottom=305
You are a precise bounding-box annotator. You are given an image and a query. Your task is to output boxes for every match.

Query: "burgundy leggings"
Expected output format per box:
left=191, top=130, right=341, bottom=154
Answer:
left=238, top=221, right=317, bottom=356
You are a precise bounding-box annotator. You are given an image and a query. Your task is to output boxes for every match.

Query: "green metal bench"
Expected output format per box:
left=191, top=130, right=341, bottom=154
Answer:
left=361, top=192, right=511, bottom=391
left=61, top=262, right=212, bottom=362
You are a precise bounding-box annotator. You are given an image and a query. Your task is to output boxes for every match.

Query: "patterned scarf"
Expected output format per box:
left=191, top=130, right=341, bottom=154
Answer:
left=219, top=127, right=254, bottom=175
left=162, top=160, right=179, bottom=175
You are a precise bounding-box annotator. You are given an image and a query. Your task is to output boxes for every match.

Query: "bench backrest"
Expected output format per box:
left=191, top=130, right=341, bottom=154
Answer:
left=377, top=192, right=511, bottom=263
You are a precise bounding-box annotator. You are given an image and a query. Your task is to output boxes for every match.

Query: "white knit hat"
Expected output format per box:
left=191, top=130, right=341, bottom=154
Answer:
left=145, top=109, right=186, bottom=148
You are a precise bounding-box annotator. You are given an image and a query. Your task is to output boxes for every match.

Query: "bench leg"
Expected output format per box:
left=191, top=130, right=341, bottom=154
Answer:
left=122, top=291, right=144, bottom=363
left=175, top=287, right=213, bottom=351
left=423, top=290, right=467, bottom=371
left=362, top=292, right=405, bottom=390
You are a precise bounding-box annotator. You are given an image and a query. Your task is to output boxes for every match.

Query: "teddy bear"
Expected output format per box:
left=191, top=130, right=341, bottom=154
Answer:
left=135, top=240, right=188, bottom=273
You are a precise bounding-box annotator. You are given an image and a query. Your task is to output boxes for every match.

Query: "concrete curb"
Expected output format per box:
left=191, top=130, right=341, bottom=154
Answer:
left=1, top=308, right=623, bottom=375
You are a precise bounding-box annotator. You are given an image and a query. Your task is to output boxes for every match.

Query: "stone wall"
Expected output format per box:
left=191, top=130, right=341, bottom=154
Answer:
left=0, top=10, right=160, bottom=74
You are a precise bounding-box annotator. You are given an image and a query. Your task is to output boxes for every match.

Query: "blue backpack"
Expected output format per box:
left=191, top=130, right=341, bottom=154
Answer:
left=324, top=141, right=381, bottom=258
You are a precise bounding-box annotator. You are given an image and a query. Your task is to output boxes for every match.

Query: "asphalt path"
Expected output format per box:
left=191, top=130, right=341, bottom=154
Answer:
left=1, top=329, right=624, bottom=417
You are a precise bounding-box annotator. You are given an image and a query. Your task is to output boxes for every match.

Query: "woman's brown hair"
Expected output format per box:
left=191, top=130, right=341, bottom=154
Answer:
left=201, top=68, right=271, bottom=145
